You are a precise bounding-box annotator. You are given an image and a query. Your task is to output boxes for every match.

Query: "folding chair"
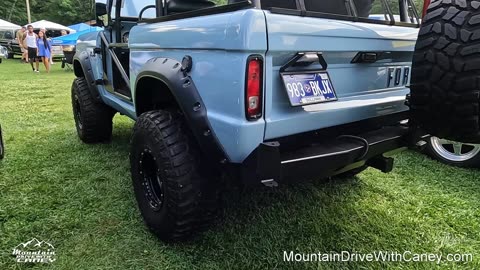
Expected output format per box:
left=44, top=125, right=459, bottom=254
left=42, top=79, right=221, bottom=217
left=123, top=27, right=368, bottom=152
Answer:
left=61, top=49, right=76, bottom=71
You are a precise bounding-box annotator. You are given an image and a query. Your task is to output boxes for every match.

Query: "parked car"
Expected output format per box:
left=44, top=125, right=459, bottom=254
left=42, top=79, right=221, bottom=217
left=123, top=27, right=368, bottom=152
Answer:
left=72, top=0, right=473, bottom=241
left=0, top=28, right=20, bottom=58
left=0, top=45, right=8, bottom=63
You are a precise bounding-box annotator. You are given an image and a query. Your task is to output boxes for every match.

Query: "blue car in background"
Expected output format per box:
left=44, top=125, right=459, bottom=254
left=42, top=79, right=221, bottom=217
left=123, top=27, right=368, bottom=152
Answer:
left=69, top=0, right=477, bottom=241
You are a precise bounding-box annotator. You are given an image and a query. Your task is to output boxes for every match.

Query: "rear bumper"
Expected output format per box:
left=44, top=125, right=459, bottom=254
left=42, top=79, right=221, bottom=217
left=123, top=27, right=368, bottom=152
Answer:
left=240, top=124, right=411, bottom=186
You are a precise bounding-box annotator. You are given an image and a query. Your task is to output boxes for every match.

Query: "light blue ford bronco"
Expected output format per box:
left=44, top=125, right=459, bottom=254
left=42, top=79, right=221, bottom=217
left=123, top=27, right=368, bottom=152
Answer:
left=71, top=0, right=480, bottom=241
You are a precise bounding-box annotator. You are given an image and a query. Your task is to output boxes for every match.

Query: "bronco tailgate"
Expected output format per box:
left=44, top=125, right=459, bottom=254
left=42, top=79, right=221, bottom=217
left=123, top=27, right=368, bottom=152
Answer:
left=263, top=11, right=419, bottom=140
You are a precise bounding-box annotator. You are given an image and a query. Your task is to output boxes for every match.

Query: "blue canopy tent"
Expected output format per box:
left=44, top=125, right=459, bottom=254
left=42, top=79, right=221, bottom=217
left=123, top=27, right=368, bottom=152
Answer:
left=68, top=23, right=91, bottom=33
left=52, top=27, right=102, bottom=46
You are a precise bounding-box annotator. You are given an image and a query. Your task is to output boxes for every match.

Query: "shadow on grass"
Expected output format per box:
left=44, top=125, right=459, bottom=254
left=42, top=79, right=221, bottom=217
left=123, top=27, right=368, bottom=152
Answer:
left=35, top=123, right=480, bottom=268
left=3, top=113, right=479, bottom=269
left=161, top=153, right=480, bottom=269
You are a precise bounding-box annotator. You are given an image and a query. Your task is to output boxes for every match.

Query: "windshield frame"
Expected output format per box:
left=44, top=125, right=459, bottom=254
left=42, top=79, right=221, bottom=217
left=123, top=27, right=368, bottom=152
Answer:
left=113, top=0, right=421, bottom=28
left=256, top=0, right=421, bottom=28
left=262, top=0, right=421, bottom=28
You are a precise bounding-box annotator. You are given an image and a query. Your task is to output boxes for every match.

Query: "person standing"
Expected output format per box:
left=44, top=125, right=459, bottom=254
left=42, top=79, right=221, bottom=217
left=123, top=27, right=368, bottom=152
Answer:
left=23, top=25, right=39, bottom=72
left=37, top=31, right=51, bottom=73
left=16, top=27, right=27, bottom=63
left=22, top=28, right=28, bottom=62
left=41, top=28, right=55, bottom=65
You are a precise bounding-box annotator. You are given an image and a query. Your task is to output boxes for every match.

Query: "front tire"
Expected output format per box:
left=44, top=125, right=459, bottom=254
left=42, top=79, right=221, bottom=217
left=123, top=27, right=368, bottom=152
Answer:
left=71, top=77, right=114, bottom=143
left=425, top=136, right=480, bottom=168
left=130, top=110, right=217, bottom=241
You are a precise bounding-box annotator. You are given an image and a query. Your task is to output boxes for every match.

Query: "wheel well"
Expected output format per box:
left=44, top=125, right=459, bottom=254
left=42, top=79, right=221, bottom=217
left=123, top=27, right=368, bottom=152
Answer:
left=73, top=60, right=84, bottom=78
left=135, top=77, right=178, bottom=116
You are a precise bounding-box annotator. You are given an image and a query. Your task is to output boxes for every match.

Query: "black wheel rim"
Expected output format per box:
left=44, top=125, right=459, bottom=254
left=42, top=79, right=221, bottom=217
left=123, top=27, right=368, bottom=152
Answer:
left=74, top=94, right=83, bottom=130
left=140, top=150, right=164, bottom=211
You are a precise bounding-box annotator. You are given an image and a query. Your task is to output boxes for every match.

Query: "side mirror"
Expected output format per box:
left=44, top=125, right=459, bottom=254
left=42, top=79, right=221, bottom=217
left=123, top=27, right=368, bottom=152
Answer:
left=95, top=2, right=108, bottom=27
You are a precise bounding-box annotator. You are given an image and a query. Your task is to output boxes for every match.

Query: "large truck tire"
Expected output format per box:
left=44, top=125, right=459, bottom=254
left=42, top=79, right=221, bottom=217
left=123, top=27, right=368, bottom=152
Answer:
left=130, top=110, right=218, bottom=241
left=71, top=77, right=115, bottom=143
left=410, top=0, right=480, bottom=143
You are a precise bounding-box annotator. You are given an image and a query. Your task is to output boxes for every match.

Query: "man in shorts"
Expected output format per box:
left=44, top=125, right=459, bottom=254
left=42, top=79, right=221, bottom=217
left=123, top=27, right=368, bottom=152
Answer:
left=16, top=27, right=27, bottom=63
left=23, top=25, right=39, bottom=72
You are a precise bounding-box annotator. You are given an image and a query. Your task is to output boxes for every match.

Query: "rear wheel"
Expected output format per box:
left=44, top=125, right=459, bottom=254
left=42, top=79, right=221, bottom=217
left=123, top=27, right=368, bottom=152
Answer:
left=130, top=110, right=218, bottom=241
left=71, top=77, right=114, bottom=143
left=410, top=0, right=480, bottom=143
left=425, top=136, right=480, bottom=167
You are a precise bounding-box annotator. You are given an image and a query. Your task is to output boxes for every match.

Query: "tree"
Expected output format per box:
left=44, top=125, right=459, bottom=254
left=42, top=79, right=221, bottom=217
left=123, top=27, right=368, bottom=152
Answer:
left=372, top=0, right=424, bottom=14
left=0, top=0, right=94, bottom=26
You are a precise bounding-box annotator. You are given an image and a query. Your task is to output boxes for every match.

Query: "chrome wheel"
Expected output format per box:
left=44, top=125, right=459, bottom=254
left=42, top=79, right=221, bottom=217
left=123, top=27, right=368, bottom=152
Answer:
left=430, top=137, right=480, bottom=162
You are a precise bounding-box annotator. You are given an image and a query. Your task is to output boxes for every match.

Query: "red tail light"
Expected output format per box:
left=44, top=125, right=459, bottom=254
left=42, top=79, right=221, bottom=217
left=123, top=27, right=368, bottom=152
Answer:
left=422, top=0, right=431, bottom=18
left=245, top=57, right=263, bottom=120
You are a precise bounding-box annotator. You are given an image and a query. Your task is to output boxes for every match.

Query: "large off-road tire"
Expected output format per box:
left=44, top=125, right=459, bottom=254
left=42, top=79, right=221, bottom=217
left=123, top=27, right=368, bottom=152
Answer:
left=0, top=125, right=4, bottom=159
left=71, top=77, right=114, bottom=143
left=410, top=0, right=480, bottom=143
left=425, top=136, right=480, bottom=167
left=130, top=110, right=218, bottom=241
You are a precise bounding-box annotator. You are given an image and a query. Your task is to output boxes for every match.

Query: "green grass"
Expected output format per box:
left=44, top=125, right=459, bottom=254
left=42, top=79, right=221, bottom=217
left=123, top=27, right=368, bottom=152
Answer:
left=0, top=59, right=479, bottom=270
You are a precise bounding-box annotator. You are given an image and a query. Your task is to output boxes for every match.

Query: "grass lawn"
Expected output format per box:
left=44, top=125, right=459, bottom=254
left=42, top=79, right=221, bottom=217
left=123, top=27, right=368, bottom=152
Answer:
left=0, top=59, right=479, bottom=270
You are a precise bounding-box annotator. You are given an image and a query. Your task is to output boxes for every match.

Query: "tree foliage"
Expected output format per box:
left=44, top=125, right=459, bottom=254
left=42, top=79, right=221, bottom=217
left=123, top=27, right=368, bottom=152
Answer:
left=372, top=0, right=424, bottom=14
left=0, top=0, right=424, bottom=26
left=0, top=0, right=94, bottom=26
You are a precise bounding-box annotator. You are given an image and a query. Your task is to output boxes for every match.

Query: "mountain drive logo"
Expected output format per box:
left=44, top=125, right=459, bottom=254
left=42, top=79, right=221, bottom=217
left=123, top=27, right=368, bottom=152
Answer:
left=12, top=238, right=56, bottom=263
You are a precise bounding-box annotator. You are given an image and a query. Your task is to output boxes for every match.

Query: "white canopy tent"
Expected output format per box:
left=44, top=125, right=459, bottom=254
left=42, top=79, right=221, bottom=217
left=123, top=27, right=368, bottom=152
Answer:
left=25, top=20, right=76, bottom=33
left=0, top=19, right=21, bottom=30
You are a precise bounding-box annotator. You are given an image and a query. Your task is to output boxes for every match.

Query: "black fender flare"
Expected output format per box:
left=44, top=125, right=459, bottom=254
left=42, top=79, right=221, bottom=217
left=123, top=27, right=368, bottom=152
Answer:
left=135, top=57, right=228, bottom=165
left=73, top=51, right=101, bottom=101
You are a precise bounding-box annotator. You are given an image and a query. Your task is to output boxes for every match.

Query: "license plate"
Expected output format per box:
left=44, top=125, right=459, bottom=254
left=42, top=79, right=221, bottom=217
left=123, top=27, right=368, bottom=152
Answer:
left=281, top=72, right=337, bottom=106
